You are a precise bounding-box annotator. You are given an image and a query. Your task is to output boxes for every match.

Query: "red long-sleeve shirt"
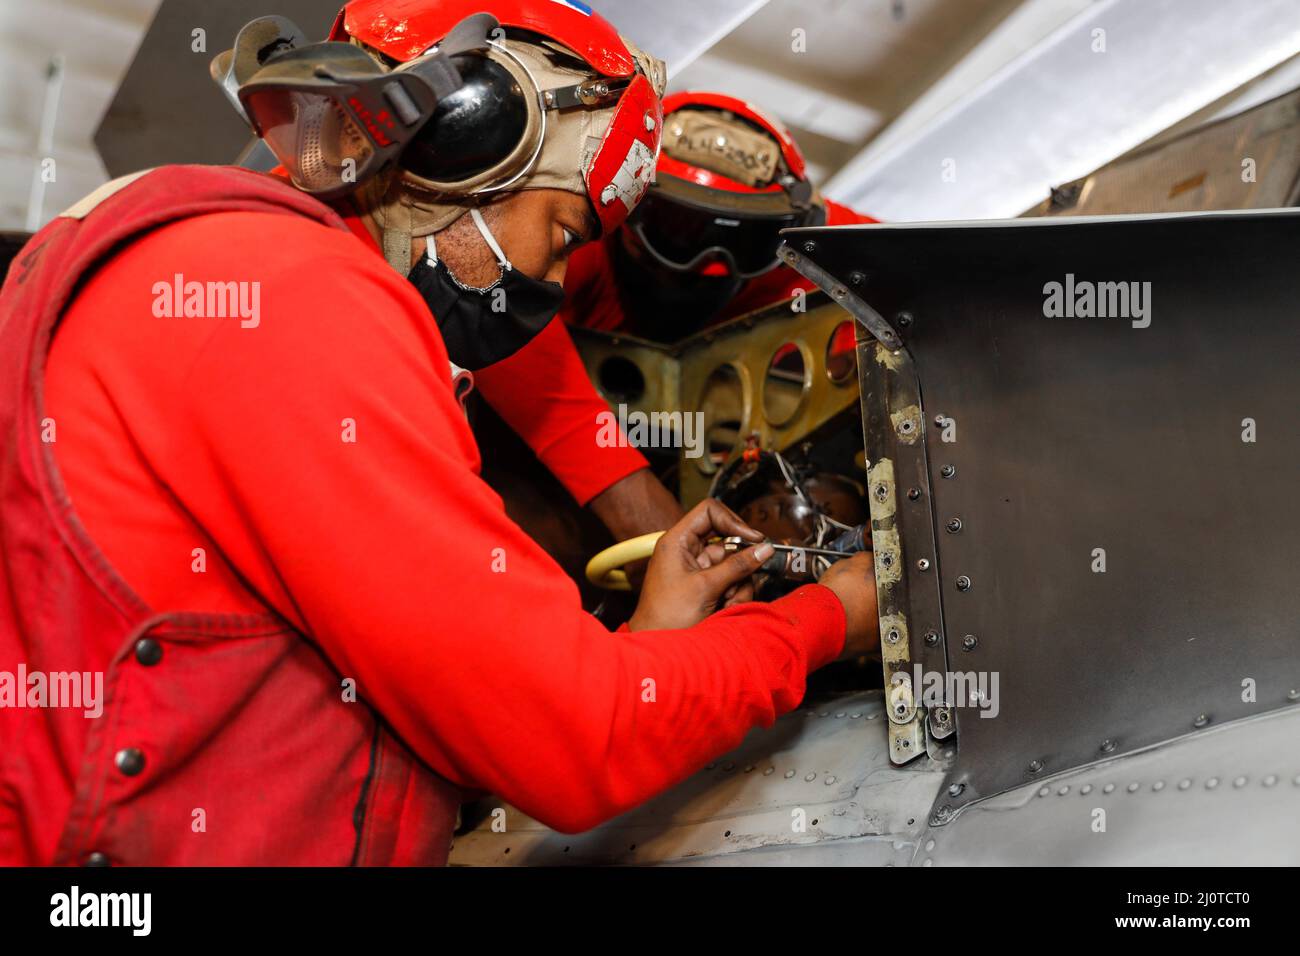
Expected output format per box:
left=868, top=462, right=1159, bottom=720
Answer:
left=44, top=205, right=845, bottom=834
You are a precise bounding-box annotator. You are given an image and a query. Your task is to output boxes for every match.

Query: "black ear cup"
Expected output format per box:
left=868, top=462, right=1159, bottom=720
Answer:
left=400, top=53, right=529, bottom=182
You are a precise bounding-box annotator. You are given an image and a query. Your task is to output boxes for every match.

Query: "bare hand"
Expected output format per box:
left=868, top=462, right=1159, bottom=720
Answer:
left=588, top=469, right=686, bottom=587
left=627, top=499, right=772, bottom=631
left=817, top=552, right=880, bottom=659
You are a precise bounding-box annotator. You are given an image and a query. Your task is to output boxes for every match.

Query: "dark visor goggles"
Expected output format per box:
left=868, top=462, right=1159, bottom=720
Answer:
left=629, top=174, right=824, bottom=279
left=212, top=13, right=498, bottom=197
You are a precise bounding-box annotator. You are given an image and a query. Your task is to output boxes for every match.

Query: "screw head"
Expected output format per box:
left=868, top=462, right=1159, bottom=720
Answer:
left=1028, top=759, right=1044, bottom=774
left=802, top=240, right=816, bottom=253
left=946, top=517, right=962, bottom=533
left=896, top=312, right=913, bottom=328
left=947, top=782, right=965, bottom=797
left=1288, top=689, right=1300, bottom=701
left=1100, top=739, right=1116, bottom=754
left=940, top=464, right=956, bottom=479
left=955, top=575, right=972, bottom=591
left=907, top=487, right=921, bottom=500
left=924, top=630, right=939, bottom=646
left=961, top=634, right=978, bottom=651
left=916, top=558, right=931, bottom=571
left=849, top=270, right=866, bottom=286
left=1193, top=714, right=1210, bottom=728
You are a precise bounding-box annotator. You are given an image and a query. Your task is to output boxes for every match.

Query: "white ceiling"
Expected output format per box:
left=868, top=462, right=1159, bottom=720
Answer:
left=0, top=0, right=160, bottom=230
left=1, top=0, right=1296, bottom=232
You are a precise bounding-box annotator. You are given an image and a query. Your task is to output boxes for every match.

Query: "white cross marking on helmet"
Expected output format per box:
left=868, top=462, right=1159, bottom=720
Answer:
left=601, top=138, right=655, bottom=211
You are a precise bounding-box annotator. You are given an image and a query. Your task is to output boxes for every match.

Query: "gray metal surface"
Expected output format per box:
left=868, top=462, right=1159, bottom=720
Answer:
left=826, top=0, right=1300, bottom=220
left=449, top=691, right=949, bottom=866
left=917, top=704, right=1300, bottom=866
left=784, top=208, right=1300, bottom=820
left=95, top=0, right=341, bottom=176
left=1027, top=86, right=1300, bottom=217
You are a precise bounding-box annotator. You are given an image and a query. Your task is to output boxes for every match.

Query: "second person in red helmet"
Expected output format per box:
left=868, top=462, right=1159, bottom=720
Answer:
left=473, top=90, right=875, bottom=515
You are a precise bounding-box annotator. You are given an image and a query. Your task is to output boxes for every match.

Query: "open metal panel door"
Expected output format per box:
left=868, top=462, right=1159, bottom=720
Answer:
left=780, top=209, right=1300, bottom=821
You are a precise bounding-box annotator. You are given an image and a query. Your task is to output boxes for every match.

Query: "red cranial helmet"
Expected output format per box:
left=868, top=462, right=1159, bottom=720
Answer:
left=627, top=89, right=824, bottom=278
left=333, top=0, right=665, bottom=235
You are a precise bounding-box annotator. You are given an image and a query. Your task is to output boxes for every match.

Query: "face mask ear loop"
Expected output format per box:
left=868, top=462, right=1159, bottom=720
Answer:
left=470, top=207, right=513, bottom=272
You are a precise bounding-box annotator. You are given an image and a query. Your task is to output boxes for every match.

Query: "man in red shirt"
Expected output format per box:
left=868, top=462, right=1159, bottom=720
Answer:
left=0, top=0, right=877, bottom=866
left=473, top=91, right=875, bottom=512
left=562, top=90, right=879, bottom=338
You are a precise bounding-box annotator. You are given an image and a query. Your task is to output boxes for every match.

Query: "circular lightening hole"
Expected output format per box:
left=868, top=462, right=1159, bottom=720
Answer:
left=762, top=342, right=809, bottom=426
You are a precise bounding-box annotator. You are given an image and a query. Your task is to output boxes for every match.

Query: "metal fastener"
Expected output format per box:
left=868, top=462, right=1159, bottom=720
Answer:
left=1028, top=759, right=1044, bottom=774
left=947, top=782, right=965, bottom=797
left=907, top=487, right=921, bottom=500
left=946, top=517, right=962, bottom=533
left=916, top=558, right=931, bottom=571
left=896, top=312, right=913, bottom=328
left=924, top=630, right=939, bottom=646
left=940, top=464, right=956, bottom=479
left=1193, top=713, right=1209, bottom=728
left=961, top=634, right=977, bottom=651
left=134, top=637, right=163, bottom=667
left=1100, top=739, right=1116, bottom=754
left=802, top=241, right=816, bottom=253
left=115, top=748, right=145, bottom=777
left=955, top=575, right=971, bottom=591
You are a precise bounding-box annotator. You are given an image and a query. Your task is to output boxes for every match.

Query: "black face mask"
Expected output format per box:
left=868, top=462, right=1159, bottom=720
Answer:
left=408, top=208, right=565, bottom=371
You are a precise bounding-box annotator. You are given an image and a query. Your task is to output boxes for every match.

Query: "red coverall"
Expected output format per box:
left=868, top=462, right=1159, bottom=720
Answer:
left=0, top=166, right=845, bottom=865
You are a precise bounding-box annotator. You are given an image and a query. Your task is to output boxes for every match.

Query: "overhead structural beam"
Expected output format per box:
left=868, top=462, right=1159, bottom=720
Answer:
left=826, top=0, right=1300, bottom=221
left=590, top=0, right=769, bottom=79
